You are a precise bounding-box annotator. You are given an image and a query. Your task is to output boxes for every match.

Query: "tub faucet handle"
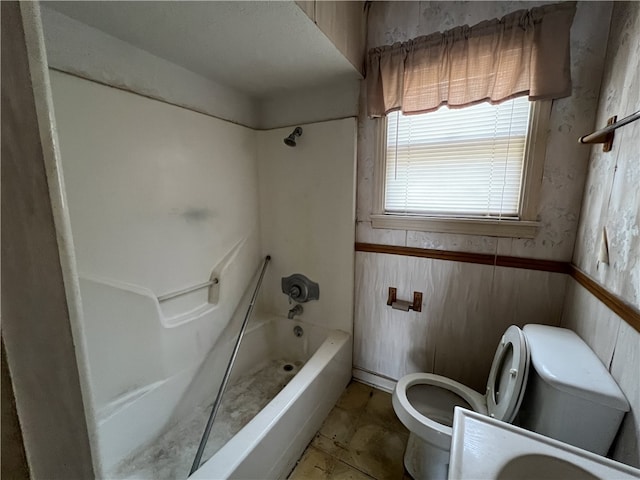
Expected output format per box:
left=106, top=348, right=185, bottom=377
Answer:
left=281, top=274, right=319, bottom=303
left=288, top=286, right=301, bottom=304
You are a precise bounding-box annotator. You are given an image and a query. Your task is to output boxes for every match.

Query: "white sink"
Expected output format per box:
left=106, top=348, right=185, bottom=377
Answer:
left=448, top=407, right=640, bottom=480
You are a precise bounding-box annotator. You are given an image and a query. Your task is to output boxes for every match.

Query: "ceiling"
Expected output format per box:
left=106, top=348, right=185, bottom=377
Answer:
left=46, top=1, right=361, bottom=98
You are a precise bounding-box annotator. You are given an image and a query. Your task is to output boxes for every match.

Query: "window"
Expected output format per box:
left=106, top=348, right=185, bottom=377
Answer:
left=372, top=98, right=551, bottom=238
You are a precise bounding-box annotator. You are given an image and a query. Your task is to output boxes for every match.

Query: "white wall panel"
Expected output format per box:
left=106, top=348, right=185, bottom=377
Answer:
left=51, top=71, right=259, bottom=306
left=257, top=119, right=357, bottom=334
left=355, top=252, right=566, bottom=392
left=50, top=71, right=261, bottom=473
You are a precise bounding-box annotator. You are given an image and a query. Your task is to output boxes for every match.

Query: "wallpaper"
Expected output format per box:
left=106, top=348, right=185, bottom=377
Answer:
left=353, top=0, right=620, bottom=405
left=573, top=1, right=640, bottom=309
left=357, top=1, right=613, bottom=261
left=563, top=2, right=640, bottom=467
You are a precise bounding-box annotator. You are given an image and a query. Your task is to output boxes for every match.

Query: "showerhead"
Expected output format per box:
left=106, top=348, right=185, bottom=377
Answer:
left=284, top=127, right=303, bottom=147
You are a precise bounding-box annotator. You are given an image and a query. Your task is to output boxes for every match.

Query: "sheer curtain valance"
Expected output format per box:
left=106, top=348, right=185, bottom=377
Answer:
left=366, top=2, right=576, bottom=117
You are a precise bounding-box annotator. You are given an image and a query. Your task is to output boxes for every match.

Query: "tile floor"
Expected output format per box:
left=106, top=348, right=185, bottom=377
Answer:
left=288, top=381, right=411, bottom=480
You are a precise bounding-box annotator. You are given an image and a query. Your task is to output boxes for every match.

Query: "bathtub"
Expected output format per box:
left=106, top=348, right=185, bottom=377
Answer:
left=113, top=312, right=351, bottom=479
left=190, top=314, right=352, bottom=479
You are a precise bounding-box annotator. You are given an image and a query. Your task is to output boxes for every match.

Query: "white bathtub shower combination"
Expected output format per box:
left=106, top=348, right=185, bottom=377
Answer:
left=113, top=314, right=351, bottom=480
left=45, top=43, right=357, bottom=477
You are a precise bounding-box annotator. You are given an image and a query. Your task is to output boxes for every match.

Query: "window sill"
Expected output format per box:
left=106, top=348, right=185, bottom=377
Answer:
left=370, top=214, right=540, bottom=238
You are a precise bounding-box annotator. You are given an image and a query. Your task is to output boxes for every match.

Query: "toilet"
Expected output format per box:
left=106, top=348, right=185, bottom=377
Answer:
left=392, top=324, right=630, bottom=480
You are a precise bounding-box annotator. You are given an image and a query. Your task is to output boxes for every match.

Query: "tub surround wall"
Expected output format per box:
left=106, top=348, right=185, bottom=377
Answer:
left=49, top=70, right=262, bottom=473
left=47, top=55, right=357, bottom=476
left=354, top=1, right=612, bottom=392
left=562, top=1, right=640, bottom=469
left=257, top=119, right=357, bottom=334
left=50, top=69, right=262, bottom=401
left=28, top=1, right=351, bottom=475
left=50, top=71, right=260, bottom=308
left=167, top=272, right=265, bottom=428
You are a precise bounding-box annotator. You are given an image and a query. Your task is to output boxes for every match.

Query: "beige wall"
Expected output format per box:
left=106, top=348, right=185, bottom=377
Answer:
left=562, top=1, right=640, bottom=468
left=355, top=1, right=612, bottom=390
left=1, top=2, right=95, bottom=476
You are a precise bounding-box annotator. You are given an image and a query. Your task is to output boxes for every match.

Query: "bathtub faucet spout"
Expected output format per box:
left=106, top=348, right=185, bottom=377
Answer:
left=288, top=304, right=303, bottom=319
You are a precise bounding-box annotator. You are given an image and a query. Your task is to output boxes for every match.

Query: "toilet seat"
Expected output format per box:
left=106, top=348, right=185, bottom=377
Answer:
left=392, top=325, right=530, bottom=452
left=485, top=325, right=530, bottom=423
left=393, top=373, right=488, bottom=450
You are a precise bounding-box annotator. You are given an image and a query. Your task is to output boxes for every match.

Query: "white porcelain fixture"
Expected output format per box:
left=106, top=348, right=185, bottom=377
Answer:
left=516, top=324, right=630, bottom=455
left=192, top=316, right=352, bottom=480
left=111, top=314, right=351, bottom=479
left=449, top=407, right=640, bottom=480
left=393, top=325, right=530, bottom=479
left=392, top=325, right=630, bottom=480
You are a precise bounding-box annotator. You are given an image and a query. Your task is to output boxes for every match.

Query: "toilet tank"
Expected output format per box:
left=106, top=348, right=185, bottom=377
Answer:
left=516, top=325, right=629, bottom=456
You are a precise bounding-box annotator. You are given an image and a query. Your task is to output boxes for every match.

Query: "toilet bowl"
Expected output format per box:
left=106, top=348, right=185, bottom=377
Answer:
left=393, top=324, right=630, bottom=480
left=392, top=325, right=530, bottom=480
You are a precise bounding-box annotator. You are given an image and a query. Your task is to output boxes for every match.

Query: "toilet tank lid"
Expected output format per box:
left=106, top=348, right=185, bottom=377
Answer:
left=523, top=325, right=629, bottom=412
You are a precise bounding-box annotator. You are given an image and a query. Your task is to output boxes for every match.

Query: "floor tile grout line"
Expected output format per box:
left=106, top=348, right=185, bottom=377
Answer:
left=336, top=456, right=379, bottom=480
left=320, top=386, right=379, bottom=478
left=317, top=439, right=380, bottom=480
left=300, top=443, right=378, bottom=480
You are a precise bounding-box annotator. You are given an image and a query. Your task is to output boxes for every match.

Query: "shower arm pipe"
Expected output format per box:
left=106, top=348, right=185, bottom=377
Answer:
left=157, top=279, right=219, bottom=302
left=189, top=254, right=271, bottom=476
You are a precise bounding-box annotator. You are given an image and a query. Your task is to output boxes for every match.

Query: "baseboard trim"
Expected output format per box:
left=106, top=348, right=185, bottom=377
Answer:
left=352, top=368, right=397, bottom=393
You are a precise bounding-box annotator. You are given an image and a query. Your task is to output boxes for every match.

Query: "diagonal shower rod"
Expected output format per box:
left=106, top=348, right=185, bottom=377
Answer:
left=188, top=254, right=271, bottom=477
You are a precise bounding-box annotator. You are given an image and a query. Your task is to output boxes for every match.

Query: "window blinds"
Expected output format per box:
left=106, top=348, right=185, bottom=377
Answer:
left=385, top=96, right=531, bottom=217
